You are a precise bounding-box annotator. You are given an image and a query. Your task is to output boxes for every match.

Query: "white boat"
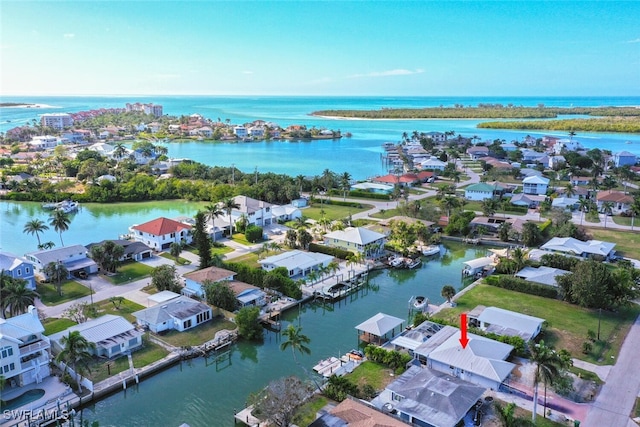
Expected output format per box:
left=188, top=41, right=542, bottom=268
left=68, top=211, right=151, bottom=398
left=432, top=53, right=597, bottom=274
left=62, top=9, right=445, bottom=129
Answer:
left=57, top=200, right=79, bottom=213
left=413, top=296, right=428, bottom=309
left=389, top=255, right=405, bottom=268
left=406, top=258, right=422, bottom=269
left=422, top=245, right=440, bottom=256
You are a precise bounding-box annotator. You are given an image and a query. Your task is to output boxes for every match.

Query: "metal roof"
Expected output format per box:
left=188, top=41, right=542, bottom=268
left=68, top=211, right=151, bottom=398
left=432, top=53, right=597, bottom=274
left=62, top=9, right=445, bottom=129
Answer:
left=355, top=312, right=404, bottom=337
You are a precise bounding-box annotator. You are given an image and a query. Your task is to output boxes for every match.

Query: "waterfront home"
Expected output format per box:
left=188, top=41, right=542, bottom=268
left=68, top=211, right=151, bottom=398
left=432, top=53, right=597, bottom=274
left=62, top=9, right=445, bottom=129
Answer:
left=258, top=250, right=333, bottom=278
left=86, top=239, right=153, bottom=262
left=371, top=173, right=417, bottom=188
left=0, top=251, right=36, bottom=289
left=373, top=365, right=484, bottom=427
left=40, top=113, right=73, bottom=130
left=467, top=306, right=545, bottom=341
left=596, top=190, right=633, bottom=214
left=233, top=125, right=248, bottom=138
left=183, top=266, right=237, bottom=298
left=228, top=281, right=267, bottom=308
left=613, top=151, right=637, bottom=167
left=462, top=256, right=496, bottom=277
left=469, top=216, right=524, bottom=235
left=553, top=138, right=583, bottom=154
left=312, top=397, right=408, bottom=427
left=49, top=315, right=143, bottom=359
left=271, top=204, right=302, bottom=222
left=355, top=312, right=405, bottom=345
left=129, top=217, right=192, bottom=251
left=25, top=245, right=98, bottom=279
left=515, top=266, right=570, bottom=287
left=420, top=156, right=448, bottom=171
left=464, top=182, right=502, bottom=201
left=133, top=296, right=213, bottom=333
left=540, top=237, right=616, bottom=260
left=324, top=227, right=386, bottom=258
left=0, top=306, right=51, bottom=387
left=520, top=149, right=547, bottom=164
left=409, top=322, right=515, bottom=390
left=522, top=175, right=550, bottom=195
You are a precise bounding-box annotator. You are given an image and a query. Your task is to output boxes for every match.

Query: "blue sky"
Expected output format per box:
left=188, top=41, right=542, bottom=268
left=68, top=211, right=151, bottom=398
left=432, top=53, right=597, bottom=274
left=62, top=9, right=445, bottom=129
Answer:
left=1, top=1, right=639, bottom=96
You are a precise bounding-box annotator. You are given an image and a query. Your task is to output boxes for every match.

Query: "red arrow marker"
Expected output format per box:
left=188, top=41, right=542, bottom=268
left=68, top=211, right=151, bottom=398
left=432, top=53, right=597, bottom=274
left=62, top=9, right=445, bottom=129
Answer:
left=459, top=313, right=469, bottom=349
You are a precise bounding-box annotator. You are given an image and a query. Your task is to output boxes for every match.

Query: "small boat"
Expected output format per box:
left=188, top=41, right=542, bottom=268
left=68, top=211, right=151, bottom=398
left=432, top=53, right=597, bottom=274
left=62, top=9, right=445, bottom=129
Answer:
left=413, top=296, right=428, bottom=310
left=422, top=245, right=440, bottom=256
left=389, top=255, right=404, bottom=268
left=406, top=258, right=422, bottom=269
left=346, top=350, right=364, bottom=361
left=56, top=200, right=79, bottom=213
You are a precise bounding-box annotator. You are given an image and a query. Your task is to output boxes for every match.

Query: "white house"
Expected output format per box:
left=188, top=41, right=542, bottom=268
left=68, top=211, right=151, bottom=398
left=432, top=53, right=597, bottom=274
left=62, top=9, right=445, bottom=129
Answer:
left=129, top=217, right=192, bottom=251
left=183, top=266, right=237, bottom=298
left=259, top=250, right=333, bottom=278
left=49, top=315, right=143, bottom=359
left=554, top=138, right=583, bottom=154
left=25, top=245, right=98, bottom=279
left=420, top=156, right=448, bottom=171
left=233, top=126, right=248, bottom=138
left=596, top=190, right=633, bottom=214
left=522, top=175, right=549, bottom=195
left=540, top=237, right=616, bottom=260
left=515, top=266, right=570, bottom=287
left=29, top=136, right=58, bottom=150
left=0, top=306, right=51, bottom=388
left=424, top=131, right=446, bottom=143
left=467, top=306, right=545, bottom=341
left=324, top=227, right=386, bottom=258
left=0, top=252, right=36, bottom=289
left=226, top=195, right=275, bottom=227
left=464, top=183, right=498, bottom=201
left=271, top=204, right=302, bottom=222
left=133, top=296, right=213, bottom=333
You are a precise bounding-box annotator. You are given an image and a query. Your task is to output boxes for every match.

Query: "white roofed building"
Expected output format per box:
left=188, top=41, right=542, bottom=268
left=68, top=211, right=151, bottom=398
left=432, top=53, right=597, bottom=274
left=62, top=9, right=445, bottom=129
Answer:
left=467, top=306, right=545, bottom=341
left=324, top=227, right=386, bottom=258
left=540, top=237, right=616, bottom=260
left=259, top=250, right=333, bottom=278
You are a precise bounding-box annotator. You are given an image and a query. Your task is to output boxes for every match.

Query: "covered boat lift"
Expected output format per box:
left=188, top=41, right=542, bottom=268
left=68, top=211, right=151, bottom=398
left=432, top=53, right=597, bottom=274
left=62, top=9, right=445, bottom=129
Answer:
left=355, top=312, right=404, bottom=345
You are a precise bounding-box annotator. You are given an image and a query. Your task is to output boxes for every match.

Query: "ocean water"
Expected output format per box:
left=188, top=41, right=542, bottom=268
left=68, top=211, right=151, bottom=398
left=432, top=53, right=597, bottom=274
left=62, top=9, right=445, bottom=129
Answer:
left=2, top=96, right=640, bottom=180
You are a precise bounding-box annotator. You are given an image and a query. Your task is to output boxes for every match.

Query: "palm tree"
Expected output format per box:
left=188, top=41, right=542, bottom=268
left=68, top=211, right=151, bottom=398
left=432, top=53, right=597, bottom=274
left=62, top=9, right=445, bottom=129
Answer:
left=564, top=183, right=576, bottom=198
left=23, top=218, right=49, bottom=247
left=439, top=195, right=460, bottom=218
left=340, top=172, right=351, bottom=201
left=2, top=280, right=39, bottom=317
left=578, top=198, right=590, bottom=225
left=55, top=331, right=96, bottom=392
left=220, top=198, right=240, bottom=237
left=203, top=203, right=223, bottom=241
left=296, top=174, right=306, bottom=195
left=43, top=261, right=68, bottom=296
left=280, top=324, right=311, bottom=363
left=49, top=210, right=71, bottom=246
left=601, top=201, right=614, bottom=228
left=113, top=142, right=128, bottom=161
left=530, top=340, right=566, bottom=423
left=441, top=285, right=456, bottom=304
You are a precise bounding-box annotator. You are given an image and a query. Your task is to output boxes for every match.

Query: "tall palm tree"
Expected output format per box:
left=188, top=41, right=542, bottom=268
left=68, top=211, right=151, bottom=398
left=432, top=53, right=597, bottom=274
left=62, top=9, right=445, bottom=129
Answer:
left=23, top=218, right=49, bottom=247
left=530, top=340, right=566, bottom=423
left=578, top=198, right=590, bottom=225
left=113, top=142, right=128, bottom=161
left=55, top=331, right=96, bottom=392
left=602, top=201, right=614, bottom=228
left=2, top=280, right=39, bottom=317
left=280, top=324, right=311, bottom=363
left=203, top=203, right=223, bottom=241
left=340, top=172, right=352, bottom=201
left=220, top=198, right=240, bottom=237
left=296, top=174, right=306, bottom=195
left=49, top=210, right=71, bottom=246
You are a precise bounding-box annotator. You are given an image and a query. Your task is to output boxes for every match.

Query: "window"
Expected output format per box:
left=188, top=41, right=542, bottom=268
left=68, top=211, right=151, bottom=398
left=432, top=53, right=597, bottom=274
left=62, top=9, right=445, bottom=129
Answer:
left=25, top=267, right=30, bottom=274
left=17, top=269, right=22, bottom=276
left=170, top=233, right=176, bottom=238
left=183, top=319, right=192, bottom=329
left=0, top=346, right=14, bottom=359
left=2, top=363, right=15, bottom=373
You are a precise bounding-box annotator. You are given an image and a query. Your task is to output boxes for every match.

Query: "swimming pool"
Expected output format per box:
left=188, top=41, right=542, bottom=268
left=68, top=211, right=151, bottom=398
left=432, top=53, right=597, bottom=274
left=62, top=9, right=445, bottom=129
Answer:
left=0, top=389, right=45, bottom=411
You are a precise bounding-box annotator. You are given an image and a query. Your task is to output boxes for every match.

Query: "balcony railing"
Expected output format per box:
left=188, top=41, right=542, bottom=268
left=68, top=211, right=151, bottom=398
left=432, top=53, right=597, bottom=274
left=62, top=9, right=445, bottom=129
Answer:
left=19, top=340, right=50, bottom=356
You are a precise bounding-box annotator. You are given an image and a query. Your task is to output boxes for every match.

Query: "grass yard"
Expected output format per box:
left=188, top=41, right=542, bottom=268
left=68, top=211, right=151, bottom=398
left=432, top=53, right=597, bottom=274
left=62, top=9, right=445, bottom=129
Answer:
left=433, top=283, right=640, bottom=365
left=634, top=397, right=640, bottom=418
left=88, top=336, right=169, bottom=383
left=105, top=261, right=154, bottom=285
left=37, top=280, right=92, bottom=306
left=293, top=396, right=328, bottom=427
left=231, top=233, right=263, bottom=246
left=158, top=316, right=237, bottom=347
left=611, top=216, right=634, bottom=227
left=370, top=207, right=402, bottom=219
left=226, top=252, right=261, bottom=268
left=588, top=228, right=640, bottom=260
left=346, top=361, right=395, bottom=391
left=92, top=298, right=145, bottom=323
left=303, top=202, right=373, bottom=221
left=159, top=252, right=191, bottom=265
left=43, top=318, right=78, bottom=336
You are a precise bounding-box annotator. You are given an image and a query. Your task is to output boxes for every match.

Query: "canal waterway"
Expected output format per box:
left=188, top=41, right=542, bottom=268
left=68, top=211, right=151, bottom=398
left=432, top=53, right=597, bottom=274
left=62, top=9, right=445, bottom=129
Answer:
left=80, top=242, right=488, bottom=427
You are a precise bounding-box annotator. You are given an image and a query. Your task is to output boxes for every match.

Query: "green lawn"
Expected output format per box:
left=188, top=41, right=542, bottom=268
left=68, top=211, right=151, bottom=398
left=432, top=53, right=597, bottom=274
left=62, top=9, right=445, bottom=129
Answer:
left=588, top=228, right=640, bottom=259
left=227, top=253, right=261, bottom=268
left=634, top=397, right=640, bottom=418
left=370, top=208, right=402, bottom=219
left=93, top=298, right=145, bottom=323
left=43, top=318, right=78, bottom=336
left=105, top=261, right=154, bottom=285
left=88, top=336, right=169, bottom=383
left=158, top=316, right=237, bottom=347
left=433, top=283, right=640, bottom=364
left=230, top=233, right=263, bottom=246
left=346, top=361, right=394, bottom=391
left=293, top=396, right=328, bottom=427
left=611, top=216, right=636, bottom=227
left=37, top=280, right=92, bottom=306
left=303, top=202, right=373, bottom=221
left=159, top=252, right=192, bottom=265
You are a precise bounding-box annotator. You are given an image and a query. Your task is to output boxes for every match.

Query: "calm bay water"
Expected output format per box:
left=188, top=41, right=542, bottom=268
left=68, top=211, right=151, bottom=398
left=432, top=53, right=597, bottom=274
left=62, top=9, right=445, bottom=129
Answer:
left=2, top=96, right=640, bottom=180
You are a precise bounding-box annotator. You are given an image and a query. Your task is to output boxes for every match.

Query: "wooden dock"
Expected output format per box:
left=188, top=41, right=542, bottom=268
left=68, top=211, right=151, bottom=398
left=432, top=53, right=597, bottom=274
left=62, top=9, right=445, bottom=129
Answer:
left=259, top=310, right=281, bottom=330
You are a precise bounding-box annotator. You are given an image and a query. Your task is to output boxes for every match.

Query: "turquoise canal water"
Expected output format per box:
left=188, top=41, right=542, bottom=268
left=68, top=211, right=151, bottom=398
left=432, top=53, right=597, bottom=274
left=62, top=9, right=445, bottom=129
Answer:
left=0, top=200, right=207, bottom=256
left=80, top=242, right=488, bottom=427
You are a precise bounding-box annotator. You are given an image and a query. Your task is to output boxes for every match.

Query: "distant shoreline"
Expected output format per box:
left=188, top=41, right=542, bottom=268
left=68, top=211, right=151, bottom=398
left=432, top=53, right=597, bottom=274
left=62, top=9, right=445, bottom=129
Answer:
left=0, top=103, right=56, bottom=109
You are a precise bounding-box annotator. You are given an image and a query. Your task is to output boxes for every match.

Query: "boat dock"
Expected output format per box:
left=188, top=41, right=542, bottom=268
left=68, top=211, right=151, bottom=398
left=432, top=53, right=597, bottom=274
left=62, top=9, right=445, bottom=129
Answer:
left=312, top=350, right=364, bottom=378
left=312, top=273, right=368, bottom=302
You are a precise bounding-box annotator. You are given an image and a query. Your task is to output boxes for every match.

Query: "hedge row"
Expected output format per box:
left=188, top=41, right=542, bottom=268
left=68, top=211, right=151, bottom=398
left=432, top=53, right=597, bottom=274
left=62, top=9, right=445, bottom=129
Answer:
left=308, top=243, right=352, bottom=259
left=485, top=275, right=558, bottom=299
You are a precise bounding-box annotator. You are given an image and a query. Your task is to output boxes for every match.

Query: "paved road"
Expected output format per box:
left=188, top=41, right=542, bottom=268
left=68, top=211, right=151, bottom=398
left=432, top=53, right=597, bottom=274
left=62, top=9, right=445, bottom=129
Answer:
left=583, top=313, right=640, bottom=427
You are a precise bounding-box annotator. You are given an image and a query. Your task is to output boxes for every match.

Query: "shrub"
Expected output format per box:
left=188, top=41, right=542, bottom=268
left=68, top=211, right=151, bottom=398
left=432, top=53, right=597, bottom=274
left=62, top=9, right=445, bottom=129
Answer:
left=484, top=275, right=558, bottom=299
left=245, top=225, right=263, bottom=243
left=538, top=219, right=553, bottom=233
left=308, top=243, right=351, bottom=259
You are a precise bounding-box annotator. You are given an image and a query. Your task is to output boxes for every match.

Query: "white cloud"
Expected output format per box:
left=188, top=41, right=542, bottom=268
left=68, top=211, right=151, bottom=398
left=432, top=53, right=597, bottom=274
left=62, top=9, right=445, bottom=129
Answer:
left=63, top=33, right=75, bottom=39
left=627, top=38, right=640, bottom=43
left=348, top=68, right=425, bottom=79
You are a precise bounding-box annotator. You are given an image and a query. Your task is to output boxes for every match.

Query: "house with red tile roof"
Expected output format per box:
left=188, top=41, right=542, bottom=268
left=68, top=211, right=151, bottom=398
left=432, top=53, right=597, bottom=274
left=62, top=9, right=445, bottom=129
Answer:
left=596, top=190, right=633, bottom=214
left=129, top=217, right=192, bottom=251
left=371, top=173, right=417, bottom=187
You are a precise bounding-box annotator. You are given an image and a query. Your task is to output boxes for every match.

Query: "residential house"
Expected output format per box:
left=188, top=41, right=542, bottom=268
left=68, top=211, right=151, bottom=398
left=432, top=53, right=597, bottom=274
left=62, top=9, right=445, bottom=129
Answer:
left=371, top=174, right=417, bottom=188
left=183, top=266, right=237, bottom=298
left=223, top=195, right=275, bottom=228
left=522, top=175, right=550, bottom=195
left=271, top=204, right=302, bottom=222
left=470, top=217, right=525, bottom=235
left=133, top=296, right=213, bottom=333
left=324, top=227, right=386, bottom=258
left=467, top=306, right=545, bottom=341
left=548, top=155, right=566, bottom=169
left=420, top=156, right=448, bottom=171
left=129, top=217, right=192, bottom=251
left=49, top=315, right=143, bottom=359
left=613, top=151, right=637, bottom=167
left=464, top=182, right=503, bottom=201
left=85, top=239, right=153, bottom=262
left=29, top=136, right=58, bottom=150
left=259, top=250, right=333, bottom=278
left=373, top=366, right=484, bottom=427
left=25, top=245, right=98, bottom=279
left=515, top=266, right=570, bottom=287
left=0, top=306, right=51, bottom=387
left=233, top=126, right=248, bottom=138
left=466, top=146, right=489, bottom=160
left=0, top=252, right=36, bottom=289
left=312, top=397, right=408, bottom=427
left=520, top=149, right=547, bottom=164
left=228, top=281, right=267, bottom=308
left=509, top=193, right=546, bottom=208
left=554, top=138, right=583, bottom=154
left=596, top=190, right=633, bottom=214
left=540, top=237, right=616, bottom=260
left=551, top=196, right=581, bottom=211
left=425, top=131, right=447, bottom=143
left=570, top=176, right=594, bottom=186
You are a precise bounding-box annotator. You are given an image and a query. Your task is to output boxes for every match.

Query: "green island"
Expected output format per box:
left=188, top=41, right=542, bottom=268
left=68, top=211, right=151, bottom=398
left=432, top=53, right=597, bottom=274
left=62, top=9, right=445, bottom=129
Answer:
left=478, top=116, right=640, bottom=133
left=0, top=102, right=35, bottom=107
